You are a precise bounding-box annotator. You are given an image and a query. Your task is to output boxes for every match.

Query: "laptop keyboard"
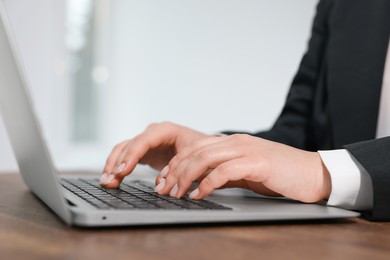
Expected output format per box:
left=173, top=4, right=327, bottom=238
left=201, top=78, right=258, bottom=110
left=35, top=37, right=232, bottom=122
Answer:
left=60, top=178, right=231, bottom=210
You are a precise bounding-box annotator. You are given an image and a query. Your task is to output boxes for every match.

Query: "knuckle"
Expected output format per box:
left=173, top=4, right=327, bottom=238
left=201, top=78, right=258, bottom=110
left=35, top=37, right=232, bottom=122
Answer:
left=122, top=152, right=134, bottom=163
left=131, top=135, right=141, bottom=145
left=168, top=156, right=180, bottom=170
left=168, top=166, right=179, bottom=178
left=112, top=140, right=129, bottom=152
left=217, top=164, right=231, bottom=175
left=160, top=121, right=174, bottom=128
left=188, top=138, right=204, bottom=150
left=146, top=122, right=159, bottom=130
left=179, top=166, right=195, bottom=182
left=192, top=138, right=203, bottom=145
left=105, top=157, right=116, bottom=166
left=201, top=176, right=215, bottom=190
left=231, top=133, right=249, bottom=142
left=146, top=121, right=176, bottom=132
left=103, top=166, right=111, bottom=174
left=169, top=163, right=187, bottom=182
left=179, top=171, right=190, bottom=183
left=177, top=174, right=190, bottom=189
left=193, top=150, right=209, bottom=161
left=112, top=143, right=122, bottom=152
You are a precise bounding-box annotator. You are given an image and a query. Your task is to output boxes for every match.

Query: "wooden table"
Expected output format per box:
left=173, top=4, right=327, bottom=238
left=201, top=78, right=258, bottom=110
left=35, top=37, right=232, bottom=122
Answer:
left=1, top=173, right=389, bottom=260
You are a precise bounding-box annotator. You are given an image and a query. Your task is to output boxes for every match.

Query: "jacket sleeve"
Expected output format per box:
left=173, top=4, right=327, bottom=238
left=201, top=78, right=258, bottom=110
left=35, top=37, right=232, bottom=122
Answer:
left=223, top=0, right=333, bottom=151
left=344, top=137, right=390, bottom=221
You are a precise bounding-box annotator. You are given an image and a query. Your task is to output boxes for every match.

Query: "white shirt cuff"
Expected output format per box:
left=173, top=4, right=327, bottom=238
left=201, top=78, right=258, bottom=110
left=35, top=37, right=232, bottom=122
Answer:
left=318, top=149, right=373, bottom=210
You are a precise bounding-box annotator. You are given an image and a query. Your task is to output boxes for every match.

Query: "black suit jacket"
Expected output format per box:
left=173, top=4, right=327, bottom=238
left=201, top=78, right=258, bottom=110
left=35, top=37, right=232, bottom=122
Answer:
left=224, top=0, right=390, bottom=221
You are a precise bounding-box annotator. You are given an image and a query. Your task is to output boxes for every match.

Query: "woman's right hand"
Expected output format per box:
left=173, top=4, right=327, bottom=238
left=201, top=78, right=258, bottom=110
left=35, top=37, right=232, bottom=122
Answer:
left=99, top=121, right=210, bottom=188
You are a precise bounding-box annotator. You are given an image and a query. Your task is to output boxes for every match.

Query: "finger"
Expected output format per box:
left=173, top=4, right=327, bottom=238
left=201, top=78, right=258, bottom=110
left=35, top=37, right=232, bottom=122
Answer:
left=103, top=140, right=129, bottom=174
left=155, top=175, right=163, bottom=186
left=156, top=136, right=229, bottom=195
left=111, top=122, right=179, bottom=179
left=156, top=137, right=231, bottom=196
left=167, top=135, right=229, bottom=174
left=111, top=141, right=133, bottom=175
left=173, top=144, right=241, bottom=197
left=101, top=140, right=130, bottom=186
left=189, top=158, right=267, bottom=199
left=100, top=174, right=124, bottom=189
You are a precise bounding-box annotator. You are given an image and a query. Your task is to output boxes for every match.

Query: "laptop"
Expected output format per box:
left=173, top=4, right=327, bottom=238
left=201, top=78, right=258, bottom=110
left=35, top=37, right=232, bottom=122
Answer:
left=0, top=2, right=359, bottom=227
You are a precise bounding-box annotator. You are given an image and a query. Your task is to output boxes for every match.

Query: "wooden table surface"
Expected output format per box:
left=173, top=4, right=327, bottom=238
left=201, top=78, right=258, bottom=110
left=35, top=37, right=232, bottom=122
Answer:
left=1, top=173, right=389, bottom=260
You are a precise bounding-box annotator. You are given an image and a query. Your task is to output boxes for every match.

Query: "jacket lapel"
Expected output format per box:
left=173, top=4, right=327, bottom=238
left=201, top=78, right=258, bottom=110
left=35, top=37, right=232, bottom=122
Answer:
left=328, top=0, right=390, bottom=148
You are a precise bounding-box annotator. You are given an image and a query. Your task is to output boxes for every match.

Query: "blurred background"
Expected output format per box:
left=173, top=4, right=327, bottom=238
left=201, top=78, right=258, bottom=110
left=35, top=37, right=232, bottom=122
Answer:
left=0, top=0, right=317, bottom=173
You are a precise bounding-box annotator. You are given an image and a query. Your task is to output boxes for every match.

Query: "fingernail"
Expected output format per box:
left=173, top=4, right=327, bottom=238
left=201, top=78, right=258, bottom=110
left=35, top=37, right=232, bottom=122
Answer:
left=104, top=173, right=115, bottom=185
left=160, top=165, right=169, bottom=178
left=99, top=172, right=109, bottom=185
left=189, top=188, right=199, bottom=199
left=115, top=162, right=126, bottom=175
left=170, top=184, right=178, bottom=197
left=154, top=178, right=166, bottom=192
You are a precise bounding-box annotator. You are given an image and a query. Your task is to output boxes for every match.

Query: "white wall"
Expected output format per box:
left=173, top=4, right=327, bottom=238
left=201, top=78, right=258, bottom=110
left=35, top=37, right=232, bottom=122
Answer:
left=103, top=0, right=317, bottom=146
left=0, top=0, right=318, bottom=173
left=0, top=0, right=67, bottom=172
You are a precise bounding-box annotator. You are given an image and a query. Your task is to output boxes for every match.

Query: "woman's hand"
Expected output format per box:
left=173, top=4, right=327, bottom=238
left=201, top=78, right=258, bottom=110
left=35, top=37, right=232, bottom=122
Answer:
left=101, top=121, right=331, bottom=204
left=155, top=134, right=331, bottom=203
left=100, top=121, right=209, bottom=188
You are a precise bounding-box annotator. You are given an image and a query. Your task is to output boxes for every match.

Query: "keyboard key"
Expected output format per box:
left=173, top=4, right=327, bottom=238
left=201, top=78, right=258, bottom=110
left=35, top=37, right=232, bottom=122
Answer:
left=61, top=178, right=231, bottom=211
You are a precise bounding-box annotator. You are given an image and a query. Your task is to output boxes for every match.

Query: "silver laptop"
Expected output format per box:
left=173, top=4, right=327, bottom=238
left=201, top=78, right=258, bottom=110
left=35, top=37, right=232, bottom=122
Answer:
left=0, top=2, right=359, bottom=227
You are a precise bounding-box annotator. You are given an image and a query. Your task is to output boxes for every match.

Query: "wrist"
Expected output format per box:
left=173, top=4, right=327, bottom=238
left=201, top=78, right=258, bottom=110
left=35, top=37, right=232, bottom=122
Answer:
left=318, top=152, right=332, bottom=201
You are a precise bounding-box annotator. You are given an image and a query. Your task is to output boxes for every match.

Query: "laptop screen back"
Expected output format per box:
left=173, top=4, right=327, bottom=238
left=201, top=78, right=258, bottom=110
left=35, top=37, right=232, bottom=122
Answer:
left=0, top=1, right=71, bottom=225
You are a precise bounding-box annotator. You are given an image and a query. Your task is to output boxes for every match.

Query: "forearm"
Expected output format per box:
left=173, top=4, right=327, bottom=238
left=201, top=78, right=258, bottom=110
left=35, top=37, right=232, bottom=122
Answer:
left=344, top=137, right=390, bottom=221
